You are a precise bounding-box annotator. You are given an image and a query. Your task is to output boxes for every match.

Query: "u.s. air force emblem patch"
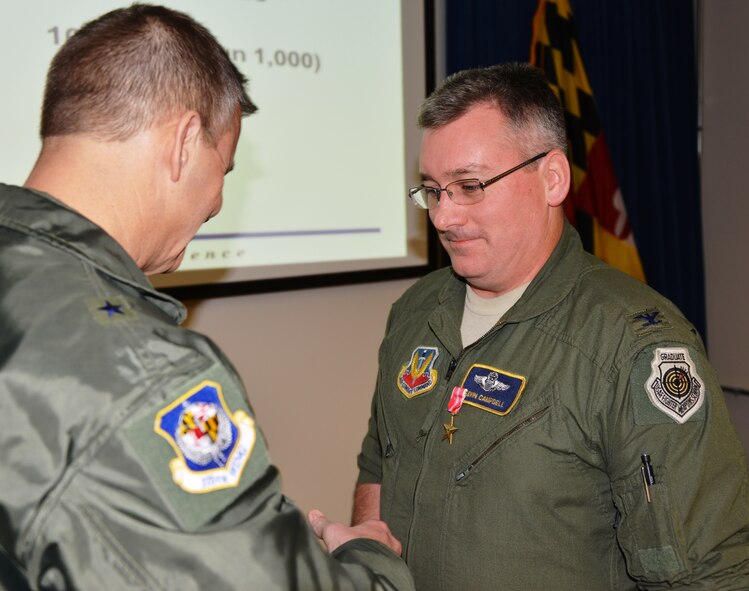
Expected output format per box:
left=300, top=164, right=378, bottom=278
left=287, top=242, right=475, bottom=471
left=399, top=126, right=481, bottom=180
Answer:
left=645, top=348, right=704, bottom=423
left=398, top=346, right=439, bottom=398
left=155, top=380, right=256, bottom=493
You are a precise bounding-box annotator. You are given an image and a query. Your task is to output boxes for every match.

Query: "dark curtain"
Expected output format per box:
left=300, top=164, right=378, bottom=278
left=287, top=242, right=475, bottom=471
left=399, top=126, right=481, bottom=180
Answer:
left=444, top=0, right=705, bottom=340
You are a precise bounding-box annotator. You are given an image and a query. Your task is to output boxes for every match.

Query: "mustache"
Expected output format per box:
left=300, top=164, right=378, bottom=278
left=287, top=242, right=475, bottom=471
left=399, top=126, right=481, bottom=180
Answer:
left=439, top=230, right=480, bottom=242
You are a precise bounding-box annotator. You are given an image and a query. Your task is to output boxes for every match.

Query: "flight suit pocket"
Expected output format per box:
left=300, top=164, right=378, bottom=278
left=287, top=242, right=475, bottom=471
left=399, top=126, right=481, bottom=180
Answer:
left=435, top=387, right=561, bottom=590
left=450, top=384, right=558, bottom=485
left=611, top=465, right=687, bottom=581
left=453, top=404, right=551, bottom=483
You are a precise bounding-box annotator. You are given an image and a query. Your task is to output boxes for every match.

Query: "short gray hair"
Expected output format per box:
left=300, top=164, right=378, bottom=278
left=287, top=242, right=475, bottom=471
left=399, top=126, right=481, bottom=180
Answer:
left=418, top=62, right=567, bottom=158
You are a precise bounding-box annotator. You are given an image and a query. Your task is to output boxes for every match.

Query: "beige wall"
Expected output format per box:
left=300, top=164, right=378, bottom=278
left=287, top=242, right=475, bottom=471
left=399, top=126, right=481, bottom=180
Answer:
left=700, top=0, right=749, bottom=392
left=699, top=0, right=749, bottom=467
left=183, top=279, right=416, bottom=524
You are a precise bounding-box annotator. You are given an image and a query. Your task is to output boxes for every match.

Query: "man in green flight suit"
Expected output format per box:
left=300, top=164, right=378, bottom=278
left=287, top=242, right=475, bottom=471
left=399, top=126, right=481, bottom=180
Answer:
left=0, top=5, right=414, bottom=590
left=353, top=63, right=749, bottom=589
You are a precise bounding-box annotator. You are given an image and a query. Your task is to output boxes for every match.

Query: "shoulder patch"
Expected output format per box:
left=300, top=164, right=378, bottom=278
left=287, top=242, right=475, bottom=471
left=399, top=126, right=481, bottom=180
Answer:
left=629, top=307, right=671, bottom=336
left=154, top=380, right=255, bottom=494
left=644, top=347, right=704, bottom=423
left=397, top=346, right=440, bottom=398
left=124, top=365, right=271, bottom=531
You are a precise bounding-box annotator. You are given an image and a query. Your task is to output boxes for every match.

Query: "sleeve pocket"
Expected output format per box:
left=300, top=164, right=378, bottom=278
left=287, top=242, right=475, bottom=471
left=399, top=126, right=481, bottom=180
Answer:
left=610, top=465, right=687, bottom=582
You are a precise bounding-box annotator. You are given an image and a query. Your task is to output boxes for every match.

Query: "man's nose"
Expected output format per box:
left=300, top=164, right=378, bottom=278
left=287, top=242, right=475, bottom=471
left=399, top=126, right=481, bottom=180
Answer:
left=429, top=191, right=465, bottom=230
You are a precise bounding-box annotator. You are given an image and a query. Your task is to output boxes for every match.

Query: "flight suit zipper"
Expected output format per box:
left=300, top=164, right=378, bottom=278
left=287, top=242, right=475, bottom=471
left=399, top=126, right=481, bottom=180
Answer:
left=404, top=320, right=507, bottom=558
left=455, top=405, right=551, bottom=482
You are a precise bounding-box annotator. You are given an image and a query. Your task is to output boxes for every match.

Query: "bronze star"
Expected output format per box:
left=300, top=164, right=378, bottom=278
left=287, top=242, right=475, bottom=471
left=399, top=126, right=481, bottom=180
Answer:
left=442, top=420, right=458, bottom=444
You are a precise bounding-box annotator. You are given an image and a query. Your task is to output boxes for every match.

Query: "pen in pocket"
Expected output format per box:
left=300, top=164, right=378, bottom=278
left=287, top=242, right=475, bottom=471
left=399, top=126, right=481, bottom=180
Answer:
left=641, top=452, right=656, bottom=503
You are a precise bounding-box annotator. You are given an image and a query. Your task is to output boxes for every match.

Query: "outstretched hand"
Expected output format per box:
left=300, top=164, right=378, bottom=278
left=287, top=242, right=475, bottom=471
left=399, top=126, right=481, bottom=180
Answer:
left=307, top=509, right=403, bottom=556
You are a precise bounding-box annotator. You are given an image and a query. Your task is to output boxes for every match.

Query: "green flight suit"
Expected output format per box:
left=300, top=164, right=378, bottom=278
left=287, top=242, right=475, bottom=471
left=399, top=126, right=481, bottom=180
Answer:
left=0, top=184, right=414, bottom=591
left=357, top=221, right=749, bottom=590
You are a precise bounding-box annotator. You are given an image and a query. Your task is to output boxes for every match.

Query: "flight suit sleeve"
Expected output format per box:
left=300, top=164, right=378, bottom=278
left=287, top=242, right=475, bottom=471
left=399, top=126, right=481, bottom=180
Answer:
left=17, top=362, right=414, bottom=591
left=357, top=379, right=385, bottom=486
left=357, top=308, right=399, bottom=487
left=606, top=341, right=749, bottom=589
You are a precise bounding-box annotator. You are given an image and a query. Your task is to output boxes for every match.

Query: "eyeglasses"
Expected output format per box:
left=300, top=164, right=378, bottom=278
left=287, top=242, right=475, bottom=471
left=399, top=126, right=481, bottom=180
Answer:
left=407, top=151, right=549, bottom=210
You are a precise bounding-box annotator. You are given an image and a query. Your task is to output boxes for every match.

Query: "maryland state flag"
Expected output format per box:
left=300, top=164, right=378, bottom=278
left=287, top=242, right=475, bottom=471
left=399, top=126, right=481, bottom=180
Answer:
left=531, top=0, right=645, bottom=281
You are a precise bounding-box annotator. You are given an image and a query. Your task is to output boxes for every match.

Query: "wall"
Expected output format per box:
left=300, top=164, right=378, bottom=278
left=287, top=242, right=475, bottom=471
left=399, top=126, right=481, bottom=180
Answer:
left=699, top=0, right=749, bottom=464
left=700, top=0, right=749, bottom=394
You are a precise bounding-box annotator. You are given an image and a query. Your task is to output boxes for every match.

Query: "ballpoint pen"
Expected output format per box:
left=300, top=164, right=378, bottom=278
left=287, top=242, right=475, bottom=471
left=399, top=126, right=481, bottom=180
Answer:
left=641, top=452, right=656, bottom=503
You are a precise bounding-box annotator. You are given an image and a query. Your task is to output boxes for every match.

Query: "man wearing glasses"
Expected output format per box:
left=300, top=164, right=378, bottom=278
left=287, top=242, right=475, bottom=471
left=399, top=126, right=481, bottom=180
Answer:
left=352, top=63, right=749, bottom=589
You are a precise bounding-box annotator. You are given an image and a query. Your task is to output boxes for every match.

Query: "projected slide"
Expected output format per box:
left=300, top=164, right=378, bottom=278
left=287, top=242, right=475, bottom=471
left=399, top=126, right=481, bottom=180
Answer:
left=0, top=1, right=429, bottom=289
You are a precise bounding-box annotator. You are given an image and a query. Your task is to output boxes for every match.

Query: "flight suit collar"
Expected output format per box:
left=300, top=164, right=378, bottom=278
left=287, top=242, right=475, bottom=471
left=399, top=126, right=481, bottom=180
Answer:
left=507, top=220, right=589, bottom=323
left=0, top=183, right=186, bottom=324
left=429, top=220, right=589, bottom=356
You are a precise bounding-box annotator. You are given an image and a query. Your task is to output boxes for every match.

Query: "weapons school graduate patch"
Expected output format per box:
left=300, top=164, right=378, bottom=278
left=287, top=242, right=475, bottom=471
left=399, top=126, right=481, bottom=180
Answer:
left=459, top=364, right=526, bottom=416
left=397, top=346, right=440, bottom=398
left=154, top=380, right=256, bottom=493
left=645, top=347, right=704, bottom=424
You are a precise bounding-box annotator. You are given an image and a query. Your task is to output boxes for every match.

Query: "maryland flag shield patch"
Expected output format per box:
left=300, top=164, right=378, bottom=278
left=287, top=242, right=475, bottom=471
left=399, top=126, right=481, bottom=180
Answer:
left=155, top=380, right=256, bottom=493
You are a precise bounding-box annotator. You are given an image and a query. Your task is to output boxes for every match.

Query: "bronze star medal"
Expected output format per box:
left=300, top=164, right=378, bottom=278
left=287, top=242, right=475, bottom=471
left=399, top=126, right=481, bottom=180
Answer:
left=443, top=386, right=467, bottom=445
left=442, top=415, right=458, bottom=444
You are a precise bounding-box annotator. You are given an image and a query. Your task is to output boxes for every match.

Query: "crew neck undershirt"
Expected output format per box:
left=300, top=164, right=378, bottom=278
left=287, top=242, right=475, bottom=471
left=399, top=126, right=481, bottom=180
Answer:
left=460, top=281, right=530, bottom=347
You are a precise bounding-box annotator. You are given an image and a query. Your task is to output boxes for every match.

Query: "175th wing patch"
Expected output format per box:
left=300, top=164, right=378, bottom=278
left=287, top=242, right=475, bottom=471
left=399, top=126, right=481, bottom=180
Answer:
left=154, top=380, right=256, bottom=493
left=645, top=347, right=704, bottom=424
left=125, top=366, right=272, bottom=532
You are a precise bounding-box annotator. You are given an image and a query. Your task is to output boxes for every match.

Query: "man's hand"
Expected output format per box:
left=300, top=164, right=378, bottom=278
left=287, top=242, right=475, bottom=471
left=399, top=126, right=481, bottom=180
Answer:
left=307, top=509, right=403, bottom=556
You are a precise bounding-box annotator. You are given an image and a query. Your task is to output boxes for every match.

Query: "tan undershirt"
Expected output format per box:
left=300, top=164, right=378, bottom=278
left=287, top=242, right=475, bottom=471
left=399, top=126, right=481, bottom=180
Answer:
left=461, top=282, right=530, bottom=347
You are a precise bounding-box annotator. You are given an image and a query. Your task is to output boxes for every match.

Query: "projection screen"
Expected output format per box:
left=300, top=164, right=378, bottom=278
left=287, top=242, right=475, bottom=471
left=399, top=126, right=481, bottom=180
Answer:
left=0, top=0, right=434, bottom=296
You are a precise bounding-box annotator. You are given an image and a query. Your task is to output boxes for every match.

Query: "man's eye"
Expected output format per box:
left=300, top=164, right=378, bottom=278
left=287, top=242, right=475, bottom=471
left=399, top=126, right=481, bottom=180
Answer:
left=423, top=186, right=441, bottom=197
left=459, top=181, right=481, bottom=194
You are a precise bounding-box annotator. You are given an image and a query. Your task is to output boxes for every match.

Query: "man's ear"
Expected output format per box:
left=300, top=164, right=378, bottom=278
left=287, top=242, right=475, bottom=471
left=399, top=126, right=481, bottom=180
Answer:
left=169, top=111, right=202, bottom=183
left=543, top=149, right=571, bottom=207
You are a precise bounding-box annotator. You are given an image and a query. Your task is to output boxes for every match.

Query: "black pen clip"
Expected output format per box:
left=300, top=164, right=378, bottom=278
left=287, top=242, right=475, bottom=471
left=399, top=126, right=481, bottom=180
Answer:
left=641, top=453, right=656, bottom=485
left=641, top=453, right=655, bottom=503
